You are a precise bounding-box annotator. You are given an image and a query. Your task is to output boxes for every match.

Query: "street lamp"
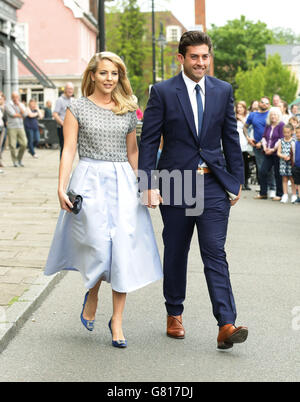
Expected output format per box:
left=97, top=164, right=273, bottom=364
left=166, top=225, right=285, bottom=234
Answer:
left=171, top=57, right=177, bottom=77
left=157, top=22, right=166, bottom=81
left=97, top=0, right=114, bottom=52
left=151, top=0, right=156, bottom=84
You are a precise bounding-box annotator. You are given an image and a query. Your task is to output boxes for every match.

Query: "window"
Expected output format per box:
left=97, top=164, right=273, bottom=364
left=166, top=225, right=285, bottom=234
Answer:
left=166, top=26, right=182, bottom=43
left=15, top=23, right=29, bottom=54
left=31, top=88, right=44, bottom=109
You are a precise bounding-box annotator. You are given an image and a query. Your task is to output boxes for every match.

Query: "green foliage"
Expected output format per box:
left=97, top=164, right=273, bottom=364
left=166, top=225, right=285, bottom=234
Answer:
left=106, top=3, right=181, bottom=108
left=106, top=0, right=148, bottom=105
left=264, top=54, right=298, bottom=103
left=208, top=15, right=275, bottom=89
left=235, top=54, right=298, bottom=105
left=235, top=65, right=266, bottom=105
left=272, top=27, right=300, bottom=45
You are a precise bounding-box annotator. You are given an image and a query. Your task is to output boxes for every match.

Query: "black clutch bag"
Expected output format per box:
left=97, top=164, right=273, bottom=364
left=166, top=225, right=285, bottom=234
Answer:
left=67, top=190, right=83, bottom=214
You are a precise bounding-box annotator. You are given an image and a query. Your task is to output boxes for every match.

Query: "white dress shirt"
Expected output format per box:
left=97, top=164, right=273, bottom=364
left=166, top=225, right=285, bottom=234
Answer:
left=182, top=71, right=207, bottom=167
left=181, top=72, right=238, bottom=199
left=182, top=71, right=205, bottom=136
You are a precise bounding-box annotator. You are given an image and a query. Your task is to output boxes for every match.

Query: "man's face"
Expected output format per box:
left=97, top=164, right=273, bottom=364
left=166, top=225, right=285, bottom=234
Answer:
left=65, top=85, right=74, bottom=98
left=11, top=93, right=19, bottom=104
left=273, top=95, right=281, bottom=106
left=177, top=45, right=210, bottom=82
left=259, top=98, right=270, bottom=111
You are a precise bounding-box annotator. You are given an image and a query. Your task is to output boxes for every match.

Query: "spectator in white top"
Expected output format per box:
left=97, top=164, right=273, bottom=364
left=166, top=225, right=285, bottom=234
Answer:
left=53, top=82, right=74, bottom=158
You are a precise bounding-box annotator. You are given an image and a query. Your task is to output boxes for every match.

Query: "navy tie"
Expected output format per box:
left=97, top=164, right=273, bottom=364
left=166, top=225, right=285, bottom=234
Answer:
left=195, top=84, right=203, bottom=139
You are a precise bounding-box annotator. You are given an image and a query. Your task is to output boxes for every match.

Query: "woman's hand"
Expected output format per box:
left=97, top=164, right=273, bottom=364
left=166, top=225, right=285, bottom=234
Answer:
left=58, top=189, right=73, bottom=213
left=141, top=189, right=163, bottom=209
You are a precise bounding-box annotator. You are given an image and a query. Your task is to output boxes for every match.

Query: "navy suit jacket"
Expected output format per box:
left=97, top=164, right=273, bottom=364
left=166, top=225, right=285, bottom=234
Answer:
left=138, top=73, right=244, bottom=204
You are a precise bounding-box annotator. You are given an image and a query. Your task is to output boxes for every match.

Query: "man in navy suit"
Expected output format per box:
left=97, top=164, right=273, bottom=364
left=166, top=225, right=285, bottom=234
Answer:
left=138, top=31, right=248, bottom=350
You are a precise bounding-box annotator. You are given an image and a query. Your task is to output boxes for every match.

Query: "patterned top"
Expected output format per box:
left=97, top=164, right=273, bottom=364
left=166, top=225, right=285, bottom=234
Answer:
left=68, top=97, right=138, bottom=162
left=279, top=138, right=295, bottom=176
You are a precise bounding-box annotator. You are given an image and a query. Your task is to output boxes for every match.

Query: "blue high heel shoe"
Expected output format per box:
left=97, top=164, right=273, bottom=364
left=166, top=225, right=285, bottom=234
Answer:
left=80, top=291, right=95, bottom=331
left=108, top=318, right=127, bottom=348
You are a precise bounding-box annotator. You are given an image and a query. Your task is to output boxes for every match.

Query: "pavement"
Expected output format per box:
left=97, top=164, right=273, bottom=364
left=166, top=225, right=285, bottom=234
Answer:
left=0, top=147, right=65, bottom=352
left=0, top=147, right=300, bottom=382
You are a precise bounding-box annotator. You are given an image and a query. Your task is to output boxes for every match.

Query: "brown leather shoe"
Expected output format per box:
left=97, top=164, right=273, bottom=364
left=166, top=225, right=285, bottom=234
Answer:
left=167, top=315, right=185, bottom=339
left=217, top=324, right=248, bottom=350
left=254, top=195, right=267, bottom=199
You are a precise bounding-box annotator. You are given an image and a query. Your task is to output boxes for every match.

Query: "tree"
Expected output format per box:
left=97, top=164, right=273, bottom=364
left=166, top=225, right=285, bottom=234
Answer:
left=235, top=65, right=266, bottom=105
left=208, top=16, right=275, bottom=89
left=235, top=54, right=298, bottom=105
left=272, top=27, right=300, bottom=45
left=106, top=0, right=147, bottom=104
left=264, top=54, right=298, bottom=103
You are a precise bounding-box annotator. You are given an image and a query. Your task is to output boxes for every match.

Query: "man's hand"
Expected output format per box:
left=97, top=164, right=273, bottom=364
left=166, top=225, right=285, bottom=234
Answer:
left=141, top=189, right=163, bottom=209
left=230, top=185, right=242, bottom=207
left=247, top=137, right=256, bottom=147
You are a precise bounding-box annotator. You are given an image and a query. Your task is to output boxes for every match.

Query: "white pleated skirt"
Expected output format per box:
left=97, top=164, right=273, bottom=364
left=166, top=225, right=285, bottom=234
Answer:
left=44, top=158, right=163, bottom=292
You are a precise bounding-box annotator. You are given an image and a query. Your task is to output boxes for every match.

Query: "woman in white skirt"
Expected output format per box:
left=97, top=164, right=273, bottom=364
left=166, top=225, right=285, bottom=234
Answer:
left=44, top=52, right=163, bottom=348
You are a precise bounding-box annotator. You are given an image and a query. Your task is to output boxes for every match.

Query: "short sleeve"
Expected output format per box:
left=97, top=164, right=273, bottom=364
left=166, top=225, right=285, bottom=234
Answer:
left=127, top=111, right=138, bottom=134
left=246, top=112, right=253, bottom=126
left=53, top=98, right=62, bottom=114
left=67, top=100, right=79, bottom=121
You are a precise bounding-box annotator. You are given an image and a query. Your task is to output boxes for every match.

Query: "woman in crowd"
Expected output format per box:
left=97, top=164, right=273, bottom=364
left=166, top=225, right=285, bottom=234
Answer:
left=44, top=52, right=162, bottom=348
left=24, top=99, right=43, bottom=158
left=235, top=101, right=252, bottom=190
left=255, top=107, right=284, bottom=200
left=279, top=100, right=291, bottom=124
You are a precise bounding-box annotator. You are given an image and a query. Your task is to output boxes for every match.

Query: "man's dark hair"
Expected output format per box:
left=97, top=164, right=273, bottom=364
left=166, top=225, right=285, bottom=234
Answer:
left=178, top=31, right=213, bottom=57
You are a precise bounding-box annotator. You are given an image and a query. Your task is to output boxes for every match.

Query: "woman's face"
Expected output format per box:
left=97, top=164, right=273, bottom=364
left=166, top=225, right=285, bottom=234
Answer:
left=29, top=100, right=36, bottom=109
left=236, top=104, right=244, bottom=115
left=92, top=59, right=119, bottom=96
left=269, top=112, right=279, bottom=124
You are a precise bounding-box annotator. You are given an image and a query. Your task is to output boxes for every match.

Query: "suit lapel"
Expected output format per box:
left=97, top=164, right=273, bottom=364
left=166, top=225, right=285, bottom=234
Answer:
left=175, top=74, right=198, bottom=143
left=200, top=76, right=216, bottom=142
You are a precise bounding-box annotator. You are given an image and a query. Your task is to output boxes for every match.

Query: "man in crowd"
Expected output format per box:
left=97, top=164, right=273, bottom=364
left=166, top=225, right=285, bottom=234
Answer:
left=272, top=94, right=281, bottom=107
left=53, top=82, right=74, bottom=157
left=4, top=92, right=27, bottom=168
left=243, top=96, right=276, bottom=197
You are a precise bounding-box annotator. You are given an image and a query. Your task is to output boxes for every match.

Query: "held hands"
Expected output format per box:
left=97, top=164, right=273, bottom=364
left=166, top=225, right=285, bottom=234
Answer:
left=141, top=189, right=163, bottom=209
left=247, top=137, right=256, bottom=147
left=264, top=147, right=275, bottom=155
left=58, top=189, right=73, bottom=213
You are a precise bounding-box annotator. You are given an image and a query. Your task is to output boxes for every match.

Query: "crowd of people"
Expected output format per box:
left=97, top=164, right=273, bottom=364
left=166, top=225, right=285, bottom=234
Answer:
left=1, top=86, right=300, bottom=205
left=235, top=94, right=300, bottom=204
left=0, top=90, right=48, bottom=171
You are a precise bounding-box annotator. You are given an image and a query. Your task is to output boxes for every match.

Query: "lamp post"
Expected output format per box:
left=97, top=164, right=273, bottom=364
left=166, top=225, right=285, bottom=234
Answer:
left=157, top=22, right=166, bottom=81
left=171, top=57, right=177, bottom=77
left=97, top=0, right=114, bottom=52
left=151, top=0, right=156, bottom=84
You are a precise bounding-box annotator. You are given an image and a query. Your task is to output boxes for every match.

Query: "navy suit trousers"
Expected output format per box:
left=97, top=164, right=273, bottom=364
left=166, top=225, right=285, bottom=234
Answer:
left=159, top=174, right=237, bottom=327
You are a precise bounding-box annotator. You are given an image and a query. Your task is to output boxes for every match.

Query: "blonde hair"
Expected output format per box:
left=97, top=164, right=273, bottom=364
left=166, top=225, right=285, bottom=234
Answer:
left=81, top=52, right=138, bottom=115
left=266, top=107, right=282, bottom=126
left=235, top=101, right=247, bottom=117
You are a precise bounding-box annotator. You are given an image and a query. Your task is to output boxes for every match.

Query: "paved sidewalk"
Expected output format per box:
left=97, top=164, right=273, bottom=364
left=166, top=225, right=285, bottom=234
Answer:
left=1, top=145, right=300, bottom=382
left=0, top=148, right=65, bottom=351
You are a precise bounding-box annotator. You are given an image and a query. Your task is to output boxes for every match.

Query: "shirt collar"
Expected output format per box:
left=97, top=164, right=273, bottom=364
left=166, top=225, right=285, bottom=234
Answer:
left=182, top=71, right=205, bottom=95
